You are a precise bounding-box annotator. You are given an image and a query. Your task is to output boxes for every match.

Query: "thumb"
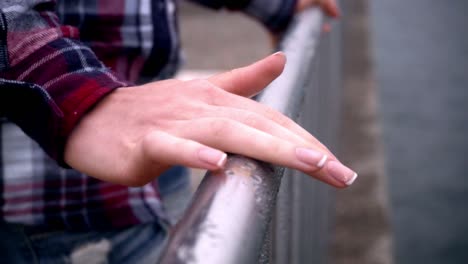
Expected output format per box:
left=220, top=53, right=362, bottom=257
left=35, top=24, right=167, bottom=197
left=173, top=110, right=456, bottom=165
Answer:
left=207, top=52, right=286, bottom=97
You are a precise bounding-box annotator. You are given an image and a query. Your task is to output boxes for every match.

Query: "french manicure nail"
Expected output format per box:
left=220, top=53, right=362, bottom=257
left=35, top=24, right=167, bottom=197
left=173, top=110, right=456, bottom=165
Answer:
left=273, top=51, right=283, bottom=56
left=326, top=161, right=358, bottom=186
left=198, top=148, right=227, bottom=168
left=295, top=148, right=328, bottom=168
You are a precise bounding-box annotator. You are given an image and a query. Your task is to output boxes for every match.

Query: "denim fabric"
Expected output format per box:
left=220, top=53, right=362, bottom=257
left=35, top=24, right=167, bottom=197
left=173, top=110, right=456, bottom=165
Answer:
left=0, top=167, right=192, bottom=264
left=157, top=166, right=192, bottom=225
left=0, top=220, right=168, bottom=264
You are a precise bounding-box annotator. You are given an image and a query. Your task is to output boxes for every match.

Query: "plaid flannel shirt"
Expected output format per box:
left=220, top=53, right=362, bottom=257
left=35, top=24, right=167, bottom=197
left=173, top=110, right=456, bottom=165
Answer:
left=0, top=0, right=296, bottom=230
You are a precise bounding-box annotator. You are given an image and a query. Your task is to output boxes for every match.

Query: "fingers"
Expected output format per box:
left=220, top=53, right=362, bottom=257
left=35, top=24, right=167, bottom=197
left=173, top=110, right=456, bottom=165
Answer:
left=322, top=0, right=340, bottom=18
left=141, top=130, right=227, bottom=170
left=181, top=79, right=336, bottom=159
left=176, top=118, right=357, bottom=188
left=198, top=106, right=312, bottom=148
left=207, top=52, right=286, bottom=97
left=296, top=0, right=340, bottom=18
left=127, top=130, right=228, bottom=186
left=63, top=53, right=356, bottom=188
left=174, top=66, right=349, bottom=187
left=206, top=89, right=337, bottom=159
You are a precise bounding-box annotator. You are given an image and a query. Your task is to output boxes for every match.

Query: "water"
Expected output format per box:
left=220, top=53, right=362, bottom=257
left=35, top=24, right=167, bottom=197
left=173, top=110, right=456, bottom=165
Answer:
left=371, top=0, right=468, bottom=263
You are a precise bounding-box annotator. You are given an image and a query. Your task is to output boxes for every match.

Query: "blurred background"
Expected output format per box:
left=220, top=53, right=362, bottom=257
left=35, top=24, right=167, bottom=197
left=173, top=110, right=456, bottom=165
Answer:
left=178, top=0, right=468, bottom=263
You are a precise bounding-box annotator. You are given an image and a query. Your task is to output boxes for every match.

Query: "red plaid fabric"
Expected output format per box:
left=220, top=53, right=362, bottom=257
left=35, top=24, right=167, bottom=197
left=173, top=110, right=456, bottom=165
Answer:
left=0, top=0, right=296, bottom=230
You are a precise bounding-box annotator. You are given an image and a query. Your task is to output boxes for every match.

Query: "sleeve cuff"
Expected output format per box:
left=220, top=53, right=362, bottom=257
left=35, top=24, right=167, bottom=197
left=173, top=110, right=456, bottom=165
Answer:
left=190, top=0, right=251, bottom=10
left=190, top=0, right=296, bottom=33
left=244, top=0, right=297, bottom=33
left=2, top=38, right=129, bottom=166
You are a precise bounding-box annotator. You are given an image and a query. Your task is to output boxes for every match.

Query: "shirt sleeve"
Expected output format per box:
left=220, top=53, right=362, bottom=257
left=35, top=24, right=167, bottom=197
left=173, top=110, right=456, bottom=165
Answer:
left=0, top=1, right=128, bottom=166
left=189, top=0, right=297, bottom=33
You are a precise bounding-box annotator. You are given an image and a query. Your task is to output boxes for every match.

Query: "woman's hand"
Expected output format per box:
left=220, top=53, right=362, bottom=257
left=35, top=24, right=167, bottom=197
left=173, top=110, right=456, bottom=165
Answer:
left=296, top=0, right=340, bottom=17
left=270, top=0, right=340, bottom=46
left=65, top=53, right=357, bottom=188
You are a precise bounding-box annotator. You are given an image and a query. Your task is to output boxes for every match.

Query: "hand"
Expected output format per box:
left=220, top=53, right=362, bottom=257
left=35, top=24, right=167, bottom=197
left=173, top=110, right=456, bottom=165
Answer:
left=64, top=53, right=357, bottom=188
left=270, top=0, right=340, bottom=46
left=296, top=0, right=340, bottom=17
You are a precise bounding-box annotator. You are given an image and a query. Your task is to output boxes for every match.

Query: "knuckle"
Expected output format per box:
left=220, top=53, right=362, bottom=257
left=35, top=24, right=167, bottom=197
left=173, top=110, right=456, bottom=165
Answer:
left=194, top=79, right=215, bottom=93
left=263, top=106, right=277, bottom=118
left=268, top=140, right=282, bottom=155
left=243, top=112, right=261, bottom=128
left=172, top=139, right=189, bottom=154
left=208, top=118, right=232, bottom=138
left=266, top=107, right=291, bottom=127
left=192, top=79, right=222, bottom=104
left=277, top=115, right=292, bottom=128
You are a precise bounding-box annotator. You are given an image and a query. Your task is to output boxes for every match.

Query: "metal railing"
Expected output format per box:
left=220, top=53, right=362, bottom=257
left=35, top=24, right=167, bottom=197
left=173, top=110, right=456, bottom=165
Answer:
left=160, top=8, right=342, bottom=264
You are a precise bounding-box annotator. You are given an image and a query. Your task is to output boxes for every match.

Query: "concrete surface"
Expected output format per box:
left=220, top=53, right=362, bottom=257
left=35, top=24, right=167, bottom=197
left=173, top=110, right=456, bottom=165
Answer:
left=329, top=1, right=393, bottom=264
left=371, top=1, right=468, bottom=263
left=179, top=2, right=270, bottom=71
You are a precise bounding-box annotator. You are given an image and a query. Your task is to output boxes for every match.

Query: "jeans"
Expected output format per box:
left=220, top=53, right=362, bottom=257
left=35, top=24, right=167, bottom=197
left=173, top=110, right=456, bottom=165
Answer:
left=0, top=167, right=191, bottom=263
left=0, top=167, right=191, bottom=264
left=0, top=220, right=168, bottom=264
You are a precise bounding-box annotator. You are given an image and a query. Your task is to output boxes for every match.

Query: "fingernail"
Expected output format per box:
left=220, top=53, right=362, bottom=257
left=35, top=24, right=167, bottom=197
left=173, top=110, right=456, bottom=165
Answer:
left=272, top=52, right=287, bottom=64
left=198, top=148, right=227, bottom=168
left=295, top=148, right=328, bottom=168
left=272, top=51, right=284, bottom=57
left=326, top=161, right=358, bottom=186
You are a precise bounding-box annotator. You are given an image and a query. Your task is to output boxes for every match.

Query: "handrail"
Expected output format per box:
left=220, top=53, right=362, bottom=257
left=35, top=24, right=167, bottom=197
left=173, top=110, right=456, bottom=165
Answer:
left=159, top=9, right=325, bottom=264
